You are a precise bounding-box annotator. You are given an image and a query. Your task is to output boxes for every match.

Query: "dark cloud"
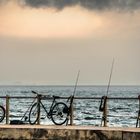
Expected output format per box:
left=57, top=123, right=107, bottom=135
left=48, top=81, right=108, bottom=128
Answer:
left=1, top=0, right=140, bottom=11
left=22, top=0, right=140, bottom=11
left=22, top=0, right=77, bottom=9
left=0, top=0, right=9, bottom=5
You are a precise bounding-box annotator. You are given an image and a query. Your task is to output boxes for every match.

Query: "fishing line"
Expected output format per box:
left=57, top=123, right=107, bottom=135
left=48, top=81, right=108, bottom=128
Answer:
left=73, top=70, right=80, bottom=97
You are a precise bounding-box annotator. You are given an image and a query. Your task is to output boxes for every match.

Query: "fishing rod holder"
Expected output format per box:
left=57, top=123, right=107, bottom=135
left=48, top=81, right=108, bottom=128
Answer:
left=66, top=95, right=74, bottom=126
left=99, top=96, right=108, bottom=127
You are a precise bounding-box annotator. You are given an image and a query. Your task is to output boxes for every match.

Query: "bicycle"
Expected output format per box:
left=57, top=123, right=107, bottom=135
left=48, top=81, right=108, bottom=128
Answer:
left=29, top=91, right=69, bottom=125
left=0, top=105, right=5, bottom=123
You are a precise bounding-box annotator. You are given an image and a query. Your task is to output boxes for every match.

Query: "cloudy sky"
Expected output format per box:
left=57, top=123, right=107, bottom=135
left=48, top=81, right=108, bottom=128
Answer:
left=0, top=0, right=140, bottom=85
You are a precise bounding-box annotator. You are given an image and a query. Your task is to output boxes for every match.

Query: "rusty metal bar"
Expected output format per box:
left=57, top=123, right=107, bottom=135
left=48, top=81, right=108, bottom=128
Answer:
left=6, top=95, right=10, bottom=124
left=37, top=95, right=40, bottom=125
left=0, top=94, right=138, bottom=101
left=0, top=96, right=139, bottom=100
left=70, top=102, right=74, bottom=125
left=136, top=95, right=140, bottom=128
left=103, top=98, right=108, bottom=127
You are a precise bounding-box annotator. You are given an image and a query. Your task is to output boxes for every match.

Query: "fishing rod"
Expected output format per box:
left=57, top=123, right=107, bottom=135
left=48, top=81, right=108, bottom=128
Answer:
left=66, top=70, right=80, bottom=125
left=99, top=59, right=115, bottom=126
left=68, top=70, right=80, bottom=106
left=99, top=58, right=115, bottom=111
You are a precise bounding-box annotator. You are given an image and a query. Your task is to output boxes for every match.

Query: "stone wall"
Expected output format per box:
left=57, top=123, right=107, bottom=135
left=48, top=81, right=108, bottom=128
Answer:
left=0, top=125, right=140, bottom=140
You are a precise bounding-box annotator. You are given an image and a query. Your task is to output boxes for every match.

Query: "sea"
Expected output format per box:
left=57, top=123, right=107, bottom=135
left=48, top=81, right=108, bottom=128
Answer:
left=0, top=85, right=140, bottom=127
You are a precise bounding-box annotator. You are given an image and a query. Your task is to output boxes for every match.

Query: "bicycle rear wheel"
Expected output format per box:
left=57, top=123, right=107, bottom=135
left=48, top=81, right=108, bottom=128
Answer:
left=0, top=105, right=5, bottom=122
left=51, top=102, right=69, bottom=125
left=29, top=103, right=40, bottom=125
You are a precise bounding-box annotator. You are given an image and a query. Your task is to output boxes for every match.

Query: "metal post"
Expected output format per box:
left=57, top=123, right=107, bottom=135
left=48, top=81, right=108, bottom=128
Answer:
left=136, top=95, right=140, bottom=128
left=138, top=95, right=140, bottom=127
left=6, top=95, right=10, bottom=124
left=37, top=95, right=40, bottom=125
left=103, top=98, right=108, bottom=127
left=70, top=103, right=74, bottom=125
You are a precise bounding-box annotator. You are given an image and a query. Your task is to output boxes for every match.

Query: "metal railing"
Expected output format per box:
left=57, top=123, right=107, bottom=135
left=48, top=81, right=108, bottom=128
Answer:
left=0, top=95, right=140, bottom=127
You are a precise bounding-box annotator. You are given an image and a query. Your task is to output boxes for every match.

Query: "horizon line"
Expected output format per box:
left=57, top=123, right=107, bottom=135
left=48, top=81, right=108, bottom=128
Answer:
left=0, top=84, right=140, bottom=87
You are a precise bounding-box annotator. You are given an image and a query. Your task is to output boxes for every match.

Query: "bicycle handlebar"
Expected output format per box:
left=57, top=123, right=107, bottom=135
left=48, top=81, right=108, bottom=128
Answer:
left=32, top=91, right=38, bottom=94
left=31, top=91, right=60, bottom=99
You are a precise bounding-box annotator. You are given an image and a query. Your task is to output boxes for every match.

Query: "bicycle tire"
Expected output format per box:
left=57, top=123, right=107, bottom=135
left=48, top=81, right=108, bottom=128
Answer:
left=51, top=102, right=69, bottom=125
left=29, top=103, right=40, bottom=125
left=0, top=105, right=5, bottom=122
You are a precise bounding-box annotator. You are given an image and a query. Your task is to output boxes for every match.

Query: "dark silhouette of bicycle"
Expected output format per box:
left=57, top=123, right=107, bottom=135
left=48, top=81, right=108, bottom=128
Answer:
left=29, top=91, right=69, bottom=125
left=0, top=105, right=5, bottom=123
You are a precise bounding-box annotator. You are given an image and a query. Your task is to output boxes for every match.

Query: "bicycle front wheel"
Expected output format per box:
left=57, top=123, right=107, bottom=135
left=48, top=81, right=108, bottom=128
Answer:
left=51, top=102, right=69, bottom=125
left=29, top=103, right=40, bottom=125
left=0, top=105, right=5, bottom=122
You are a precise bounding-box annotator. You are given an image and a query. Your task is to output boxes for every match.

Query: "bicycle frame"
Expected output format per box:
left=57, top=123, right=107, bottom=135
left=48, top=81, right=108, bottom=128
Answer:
left=31, top=91, right=61, bottom=119
left=37, top=96, right=57, bottom=119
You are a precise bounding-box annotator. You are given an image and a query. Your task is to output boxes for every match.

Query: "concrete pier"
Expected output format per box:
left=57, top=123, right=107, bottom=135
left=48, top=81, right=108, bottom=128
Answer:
left=0, top=125, right=140, bottom=140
